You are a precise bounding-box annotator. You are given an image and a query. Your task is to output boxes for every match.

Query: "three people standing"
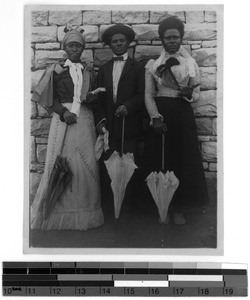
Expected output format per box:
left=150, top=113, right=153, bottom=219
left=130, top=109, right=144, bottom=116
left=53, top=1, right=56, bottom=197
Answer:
left=31, top=16, right=208, bottom=231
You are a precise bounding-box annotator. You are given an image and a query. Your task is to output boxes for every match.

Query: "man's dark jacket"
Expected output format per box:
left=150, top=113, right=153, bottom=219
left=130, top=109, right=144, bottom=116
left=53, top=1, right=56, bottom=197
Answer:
left=94, top=57, right=145, bottom=142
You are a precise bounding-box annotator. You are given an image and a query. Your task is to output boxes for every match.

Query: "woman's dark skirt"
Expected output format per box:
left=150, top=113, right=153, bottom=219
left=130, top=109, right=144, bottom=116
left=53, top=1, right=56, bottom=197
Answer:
left=143, top=97, right=208, bottom=209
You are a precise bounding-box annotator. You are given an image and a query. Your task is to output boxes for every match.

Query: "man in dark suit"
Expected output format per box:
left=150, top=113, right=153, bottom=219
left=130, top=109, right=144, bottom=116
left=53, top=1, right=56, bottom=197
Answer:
left=94, top=24, right=145, bottom=208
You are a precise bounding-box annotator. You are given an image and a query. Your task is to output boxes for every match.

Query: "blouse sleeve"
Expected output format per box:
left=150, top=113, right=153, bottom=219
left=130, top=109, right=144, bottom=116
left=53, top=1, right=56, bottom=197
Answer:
left=145, top=60, right=164, bottom=122
left=50, top=72, right=68, bottom=121
left=188, top=59, right=201, bottom=103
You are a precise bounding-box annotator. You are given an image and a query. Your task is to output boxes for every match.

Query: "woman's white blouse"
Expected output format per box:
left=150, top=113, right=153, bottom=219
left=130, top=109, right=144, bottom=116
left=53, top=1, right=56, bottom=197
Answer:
left=144, top=52, right=201, bottom=121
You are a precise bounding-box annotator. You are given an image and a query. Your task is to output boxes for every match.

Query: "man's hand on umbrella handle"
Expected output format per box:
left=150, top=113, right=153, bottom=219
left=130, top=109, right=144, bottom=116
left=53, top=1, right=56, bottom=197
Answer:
left=96, top=121, right=106, bottom=135
left=115, top=105, right=128, bottom=118
left=152, top=118, right=167, bottom=135
left=85, top=91, right=99, bottom=104
left=63, top=111, right=77, bottom=125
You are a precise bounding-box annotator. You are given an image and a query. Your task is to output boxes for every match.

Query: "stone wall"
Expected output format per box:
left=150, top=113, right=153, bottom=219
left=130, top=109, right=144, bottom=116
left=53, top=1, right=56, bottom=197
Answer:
left=30, top=9, right=218, bottom=202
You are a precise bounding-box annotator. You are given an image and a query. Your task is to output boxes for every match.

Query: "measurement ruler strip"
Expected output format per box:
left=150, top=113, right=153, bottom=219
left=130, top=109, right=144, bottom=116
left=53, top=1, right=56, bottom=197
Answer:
left=2, top=262, right=248, bottom=297
left=2, top=286, right=247, bottom=296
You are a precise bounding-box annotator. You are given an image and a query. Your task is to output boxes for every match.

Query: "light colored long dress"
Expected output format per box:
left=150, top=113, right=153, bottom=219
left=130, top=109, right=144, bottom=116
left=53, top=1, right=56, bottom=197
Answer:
left=31, top=71, right=104, bottom=231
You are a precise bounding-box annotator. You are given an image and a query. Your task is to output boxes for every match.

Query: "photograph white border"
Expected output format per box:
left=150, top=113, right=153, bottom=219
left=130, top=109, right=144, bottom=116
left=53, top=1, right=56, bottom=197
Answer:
left=23, top=4, right=223, bottom=256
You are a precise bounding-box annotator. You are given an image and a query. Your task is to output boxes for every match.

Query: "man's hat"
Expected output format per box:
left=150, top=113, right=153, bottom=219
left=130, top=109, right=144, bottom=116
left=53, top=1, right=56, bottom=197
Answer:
left=102, top=24, right=135, bottom=45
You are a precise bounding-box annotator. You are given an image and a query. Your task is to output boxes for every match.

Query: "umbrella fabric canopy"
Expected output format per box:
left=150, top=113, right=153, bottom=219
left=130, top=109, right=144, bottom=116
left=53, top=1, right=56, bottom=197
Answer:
left=95, top=128, right=110, bottom=161
left=104, top=117, right=137, bottom=219
left=42, top=126, right=73, bottom=220
left=105, top=151, right=137, bottom=219
left=146, top=170, right=179, bottom=223
left=146, top=134, right=179, bottom=223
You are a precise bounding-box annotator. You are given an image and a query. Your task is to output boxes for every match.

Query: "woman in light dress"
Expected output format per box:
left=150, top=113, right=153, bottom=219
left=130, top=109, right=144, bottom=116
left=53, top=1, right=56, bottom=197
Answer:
left=31, top=28, right=104, bottom=230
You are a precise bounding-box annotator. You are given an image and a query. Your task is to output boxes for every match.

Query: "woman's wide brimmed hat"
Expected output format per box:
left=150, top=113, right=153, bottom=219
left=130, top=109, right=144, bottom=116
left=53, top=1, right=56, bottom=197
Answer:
left=102, top=24, right=135, bottom=45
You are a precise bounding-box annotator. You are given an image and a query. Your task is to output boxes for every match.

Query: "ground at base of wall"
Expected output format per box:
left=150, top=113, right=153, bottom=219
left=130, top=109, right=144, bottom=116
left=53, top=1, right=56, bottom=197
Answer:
left=30, top=179, right=217, bottom=249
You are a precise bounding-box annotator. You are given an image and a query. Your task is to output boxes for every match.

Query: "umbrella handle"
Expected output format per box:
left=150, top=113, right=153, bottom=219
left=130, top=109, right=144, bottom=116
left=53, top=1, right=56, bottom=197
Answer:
left=162, top=133, right=165, bottom=172
left=121, top=117, right=125, bottom=156
left=59, top=124, right=68, bottom=156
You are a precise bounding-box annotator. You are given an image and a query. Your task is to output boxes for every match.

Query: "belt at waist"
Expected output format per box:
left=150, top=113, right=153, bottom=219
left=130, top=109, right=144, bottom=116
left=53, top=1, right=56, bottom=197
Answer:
left=57, top=98, right=73, bottom=103
left=156, top=89, right=180, bottom=98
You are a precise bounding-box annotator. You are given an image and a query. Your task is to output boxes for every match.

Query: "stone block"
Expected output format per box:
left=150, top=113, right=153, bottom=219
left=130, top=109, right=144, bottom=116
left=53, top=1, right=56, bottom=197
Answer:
left=85, top=43, right=103, bottom=49
left=80, top=49, right=94, bottom=66
left=198, top=135, right=211, bottom=142
left=30, top=101, right=37, bottom=118
left=94, top=48, right=133, bottom=66
left=192, top=48, right=217, bottom=67
left=30, top=172, right=42, bottom=204
left=31, top=118, right=51, bottom=136
left=31, top=69, right=45, bottom=92
left=184, top=23, right=216, bottom=40
left=183, top=44, right=191, bottom=55
left=83, top=26, right=99, bottom=42
left=57, top=26, right=65, bottom=42
left=202, top=40, right=217, bottom=48
left=138, top=41, right=152, bottom=45
left=37, top=104, right=50, bottom=117
left=205, top=11, right=217, bottom=22
left=205, top=171, right=217, bottom=184
left=82, top=10, right=111, bottom=25
left=196, top=117, right=214, bottom=135
left=31, top=49, right=35, bottom=68
left=209, top=162, right=217, bottom=171
left=30, top=163, right=45, bottom=174
left=185, top=11, right=204, bottom=23
left=152, top=41, right=162, bottom=45
left=212, top=118, right=217, bottom=135
left=48, top=10, right=82, bottom=26
left=132, top=24, right=158, bottom=41
left=203, top=162, right=208, bottom=169
left=150, top=11, right=185, bottom=23
left=36, top=137, right=48, bottom=144
left=201, top=141, right=217, bottom=161
left=193, top=90, right=217, bottom=116
left=37, top=144, right=47, bottom=163
left=134, top=45, right=162, bottom=61
left=35, top=42, right=61, bottom=50
left=191, top=44, right=201, bottom=50
left=32, top=11, right=48, bottom=26
left=200, top=90, right=217, bottom=106
left=112, top=11, right=149, bottom=24
left=198, top=135, right=217, bottom=142
left=188, top=41, right=202, bottom=45
left=200, top=67, right=217, bottom=90
left=32, top=26, right=57, bottom=43
left=30, top=136, right=36, bottom=163
left=35, top=50, right=66, bottom=69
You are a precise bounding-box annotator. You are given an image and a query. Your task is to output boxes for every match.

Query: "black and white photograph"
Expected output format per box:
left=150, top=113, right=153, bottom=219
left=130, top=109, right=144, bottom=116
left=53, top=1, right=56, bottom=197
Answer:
left=24, top=4, right=223, bottom=254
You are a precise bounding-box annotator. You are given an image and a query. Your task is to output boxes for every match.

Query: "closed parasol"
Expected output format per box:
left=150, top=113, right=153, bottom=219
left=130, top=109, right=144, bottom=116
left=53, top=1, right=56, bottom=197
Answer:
left=43, top=125, right=72, bottom=220
left=104, top=117, right=137, bottom=219
left=146, top=134, right=179, bottom=224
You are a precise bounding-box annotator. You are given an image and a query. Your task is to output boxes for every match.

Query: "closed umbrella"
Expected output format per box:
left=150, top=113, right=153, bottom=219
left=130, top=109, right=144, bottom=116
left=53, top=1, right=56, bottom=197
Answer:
left=104, top=118, right=137, bottom=219
left=43, top=125, right=73, bottom=220
left=146, top=134, right=179, bottom=224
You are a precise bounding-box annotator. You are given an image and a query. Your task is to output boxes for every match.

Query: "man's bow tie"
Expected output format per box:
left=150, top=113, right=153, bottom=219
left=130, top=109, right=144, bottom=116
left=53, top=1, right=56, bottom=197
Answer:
left=113, top=56, right=124, bottom=61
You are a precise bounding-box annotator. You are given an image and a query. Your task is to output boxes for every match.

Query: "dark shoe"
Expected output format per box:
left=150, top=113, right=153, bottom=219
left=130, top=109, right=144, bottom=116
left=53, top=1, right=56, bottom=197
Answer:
left=173, top=211, right=186, bottom=225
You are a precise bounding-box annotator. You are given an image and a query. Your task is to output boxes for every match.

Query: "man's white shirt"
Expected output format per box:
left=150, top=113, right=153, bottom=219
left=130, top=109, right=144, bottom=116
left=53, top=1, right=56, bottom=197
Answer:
left=112, top=52, right=128, bottom=102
